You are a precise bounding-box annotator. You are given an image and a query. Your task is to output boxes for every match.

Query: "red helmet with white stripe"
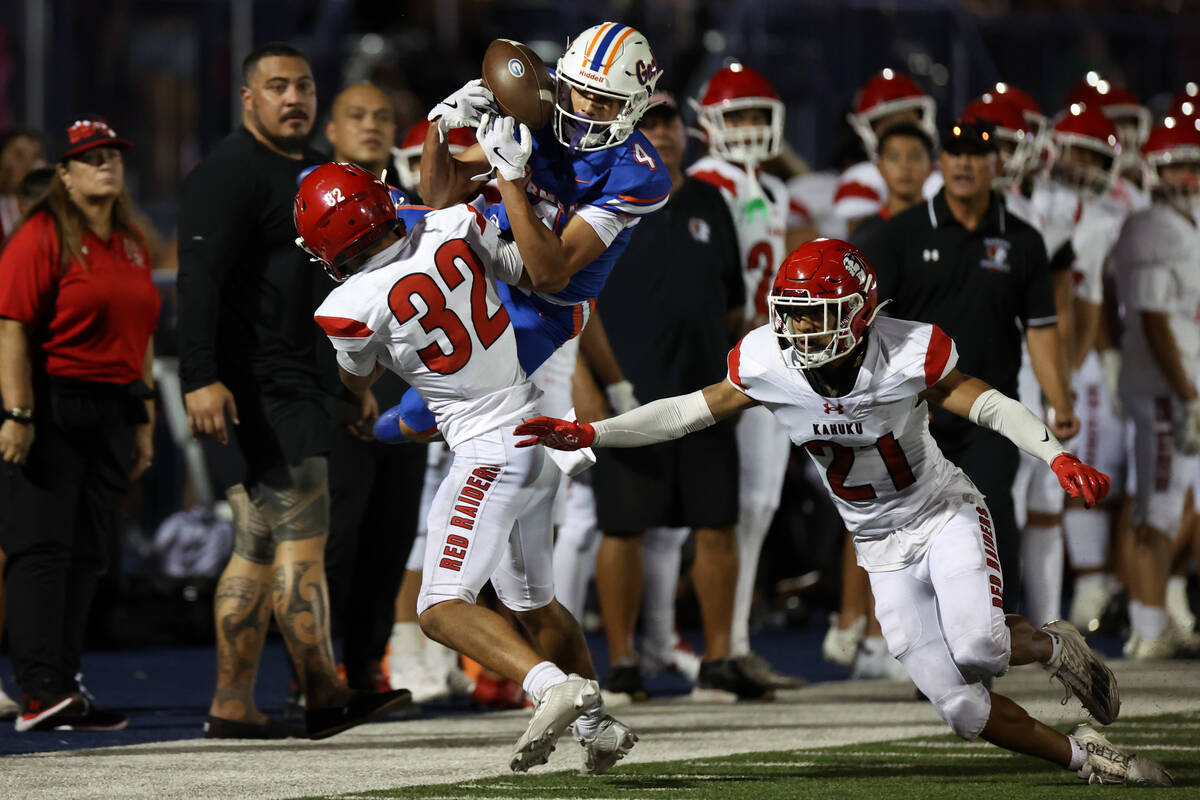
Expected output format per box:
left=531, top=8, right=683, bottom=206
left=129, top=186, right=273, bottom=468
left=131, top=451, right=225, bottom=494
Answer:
left=962, top=96, right=1037, bottom=184
left=693, top=62, right=785, bottom=163
left=984, top=82, right=1048, bottom=168
left=847, top=69, right=937, bottom=159
left=294, top=162, right=398, bottom=282
left=394, top=119, right=476, bottom=195
left=768, top=238, right=883, bottom=369
left=1049, top=105, right=1121, bottom=199
left=1142, top=116, right=1200, bottom=210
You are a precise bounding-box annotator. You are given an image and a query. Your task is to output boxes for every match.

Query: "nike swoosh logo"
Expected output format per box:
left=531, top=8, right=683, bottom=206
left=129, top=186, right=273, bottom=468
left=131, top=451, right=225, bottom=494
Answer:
left=491, top=146, right=515, bottom=166
left=444, top=100, right=458, bottom=109
left=1041, top=429, right=1050, bottom=442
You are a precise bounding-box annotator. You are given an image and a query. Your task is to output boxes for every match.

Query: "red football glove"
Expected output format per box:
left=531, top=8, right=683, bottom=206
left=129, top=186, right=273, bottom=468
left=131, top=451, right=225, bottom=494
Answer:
left=514, top=416, right=596, bottom=450
left=1051, top=453, right=1111, bottom=508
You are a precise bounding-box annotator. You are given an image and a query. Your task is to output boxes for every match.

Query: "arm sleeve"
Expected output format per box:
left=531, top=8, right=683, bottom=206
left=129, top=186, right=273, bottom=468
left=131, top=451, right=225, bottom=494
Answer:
left=1022, top=233, right=1057, bottom=328
left=176, top=158, right=254, bottom=392
left=968, top=388, right=1065, bottom=465
left=0, top=220, right=57, bottom=323
left=591, top=390, right=716, bottom=447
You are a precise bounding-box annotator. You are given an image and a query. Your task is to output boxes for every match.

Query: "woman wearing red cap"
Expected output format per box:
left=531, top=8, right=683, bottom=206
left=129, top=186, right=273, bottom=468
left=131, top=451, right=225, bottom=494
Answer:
left=0, top=116, right=159, bottom=732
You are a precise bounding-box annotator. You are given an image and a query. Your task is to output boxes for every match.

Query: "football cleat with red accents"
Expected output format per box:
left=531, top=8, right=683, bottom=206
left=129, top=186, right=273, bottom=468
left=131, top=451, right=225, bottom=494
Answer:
left=515, top=417, right=595, bottom=450
left=1051, top=454, right=1110, bottom=508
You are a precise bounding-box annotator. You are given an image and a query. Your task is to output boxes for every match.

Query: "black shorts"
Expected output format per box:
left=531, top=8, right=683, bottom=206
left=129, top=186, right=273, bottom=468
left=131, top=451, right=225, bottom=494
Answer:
left=218, top=373, right=338, bottom=489
left=592, top=418, right=738, bottom=534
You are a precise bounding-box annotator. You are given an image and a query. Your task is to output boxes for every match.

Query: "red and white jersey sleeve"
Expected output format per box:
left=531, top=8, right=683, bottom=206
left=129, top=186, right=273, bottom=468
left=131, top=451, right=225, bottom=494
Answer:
left=1113, top=204, right=1200, bottom=396
left=314, top=204, right=538, bottom=449
left=687, top=156, right=790, bottom=321
left=726, top=317, right=976, bottom=571
left=832, top=161, right=886, bottom=222
left=786, top=170, right=846, bottom=239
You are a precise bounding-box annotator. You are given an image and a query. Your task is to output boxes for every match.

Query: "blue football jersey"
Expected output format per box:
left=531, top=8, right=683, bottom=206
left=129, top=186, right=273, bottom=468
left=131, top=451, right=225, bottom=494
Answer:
left=484, top=126, right=672, bottom=304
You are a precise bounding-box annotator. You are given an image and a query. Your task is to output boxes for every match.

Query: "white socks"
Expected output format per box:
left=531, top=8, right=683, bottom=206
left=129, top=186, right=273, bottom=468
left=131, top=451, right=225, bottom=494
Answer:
left=732, top=505, right=774, bottom=657
left=1167, top=575, right=1196, bottom=631
left=1129, top=600, right=1168, bottom=641
left=522, top=661, right=569, bottom=699
left=1020, top=524, right=1064, bottom=627
left=1063, top=508, right=1109, bottom=570
left=1067, top=734, right=1088, bottom=771
left=1044, top=629, right=1063, bottom=665
left=641, top=527, right=689, bottom=653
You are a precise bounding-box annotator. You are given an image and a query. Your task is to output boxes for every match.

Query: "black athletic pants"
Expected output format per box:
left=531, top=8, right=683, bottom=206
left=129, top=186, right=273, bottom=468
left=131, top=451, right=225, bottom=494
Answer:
left=325, top=431, right=426, bottom=689
left=933, top=421, right=1022, bottom=613
left=0, top=380, right=140, bottom=703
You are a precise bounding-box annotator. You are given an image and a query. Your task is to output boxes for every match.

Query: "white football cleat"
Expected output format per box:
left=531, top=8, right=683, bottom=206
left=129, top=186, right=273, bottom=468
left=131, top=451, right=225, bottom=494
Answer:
left=575, top=714, right=638, bottom=775
left=822, top=613, right=866, bottom=667
left=1067, top=580, right=1111, bottom=633
left=1071, top=724, right=1174, bottom=787
left=1042, top=620, right=1120, bottom=725
left=1124, top=633, right=1176, bottom=661
left=0, top=680, right=19, bottom=721
left=510, top=675, right=600, bottom=773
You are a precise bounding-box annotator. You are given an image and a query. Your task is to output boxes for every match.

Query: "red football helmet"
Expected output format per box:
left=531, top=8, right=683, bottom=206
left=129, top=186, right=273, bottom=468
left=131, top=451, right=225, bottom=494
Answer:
left=692, top=62, right=785, bottom=163
left=984, top=82, right=1049, bottom=172
left=962, top=96, right=1037, bottom=183
left=1142, top=117, right=1200, bottom=210
left=848, top=69, right=937, bottom=159
left=1067, top=75, right=1150, bottom=167
left=768, top=238, right=883, bottom=369
left=294, top=162, right=398, bottom=282
left=394, top=119, right=476, bottom=195
left=1049, top=105, right=1122, bottom=199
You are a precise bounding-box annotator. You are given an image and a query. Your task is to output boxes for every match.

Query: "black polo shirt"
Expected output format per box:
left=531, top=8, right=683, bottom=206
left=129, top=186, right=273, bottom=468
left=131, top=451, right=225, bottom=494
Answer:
left=858, top=189, right=1053, bottom=402
left=599, top=176, right=744, bottom=401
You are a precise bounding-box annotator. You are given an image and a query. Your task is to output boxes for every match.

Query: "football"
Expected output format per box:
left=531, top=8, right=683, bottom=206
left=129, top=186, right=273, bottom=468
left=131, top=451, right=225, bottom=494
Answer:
left=481, top=39, right=554, bottom=130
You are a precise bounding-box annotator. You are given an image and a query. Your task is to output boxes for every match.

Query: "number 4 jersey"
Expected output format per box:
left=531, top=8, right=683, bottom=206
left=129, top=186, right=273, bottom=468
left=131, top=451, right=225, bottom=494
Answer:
left=314, top=204, right=538, bottom=450
left=727, top=316, right=978, bottom=571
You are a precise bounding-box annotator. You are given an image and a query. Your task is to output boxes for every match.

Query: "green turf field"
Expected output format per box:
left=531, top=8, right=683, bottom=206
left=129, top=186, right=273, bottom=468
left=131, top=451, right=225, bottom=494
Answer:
left=311, top=712, right=1196, bottom=799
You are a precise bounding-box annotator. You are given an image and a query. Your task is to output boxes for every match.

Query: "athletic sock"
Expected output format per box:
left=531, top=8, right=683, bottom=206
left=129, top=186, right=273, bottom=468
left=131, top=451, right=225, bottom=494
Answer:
left=732, top=506, right=773, bottom=657
left=1044, top=630, right=1063, bottom=665
left=522, top=661, right=569, bottom=699
left=1020, top=523, right=1064, bottom=627
left=1129, top=600, right=1168, bottom=641
left=390, top=621, right=425, bottom=653
left=1062, top=509, right=1109, bottom=571
left=1166, top=575, right=1196, bottom=631
left=573, top=700, right=607, bottom=739
left=641, top=527, right=688, bottom=654
left=1067, top=735, right=1088, bottom=771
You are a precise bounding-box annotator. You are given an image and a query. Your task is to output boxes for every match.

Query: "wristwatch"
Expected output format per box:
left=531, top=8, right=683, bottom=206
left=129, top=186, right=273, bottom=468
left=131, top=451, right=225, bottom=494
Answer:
left=3, top=408, right=34, bottom=425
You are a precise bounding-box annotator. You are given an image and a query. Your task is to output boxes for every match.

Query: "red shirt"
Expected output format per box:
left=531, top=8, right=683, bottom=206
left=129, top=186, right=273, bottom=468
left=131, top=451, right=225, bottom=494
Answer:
left=0, top=211, right=160, bottom=383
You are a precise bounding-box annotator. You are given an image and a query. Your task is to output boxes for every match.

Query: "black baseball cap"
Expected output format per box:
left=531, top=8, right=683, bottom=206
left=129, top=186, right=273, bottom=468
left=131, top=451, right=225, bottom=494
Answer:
left=942, top=118, right=997, bottom=155
left=59, top=115, right=132, bottom=162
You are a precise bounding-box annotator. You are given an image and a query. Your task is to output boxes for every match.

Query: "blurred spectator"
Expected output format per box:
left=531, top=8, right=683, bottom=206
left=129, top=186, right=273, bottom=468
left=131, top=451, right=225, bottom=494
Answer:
left=0, top=129, right=47, bottom=244
left=323, top=81, right=428, bottom=693
left=589, top=94, right=769, bottom=700
left=0, top=116, right=157, bottom=732
left=850, top=122, right=935, bottom=245
left=177, top=42, right=406, bottom=740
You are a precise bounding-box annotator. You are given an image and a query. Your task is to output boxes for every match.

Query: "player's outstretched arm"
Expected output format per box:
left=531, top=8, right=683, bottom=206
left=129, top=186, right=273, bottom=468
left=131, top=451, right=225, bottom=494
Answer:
left=920, top=369, right=1110, bottom=507
left=515, top=379, right=755, bottom=450
left=495, top=178, right=608, bottom=294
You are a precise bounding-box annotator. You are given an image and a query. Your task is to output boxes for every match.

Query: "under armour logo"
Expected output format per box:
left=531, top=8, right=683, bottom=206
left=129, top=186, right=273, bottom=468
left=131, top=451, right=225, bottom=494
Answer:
left=823, top=402, right=844, bottom=414
left=923, top=249, right=940, bottom=262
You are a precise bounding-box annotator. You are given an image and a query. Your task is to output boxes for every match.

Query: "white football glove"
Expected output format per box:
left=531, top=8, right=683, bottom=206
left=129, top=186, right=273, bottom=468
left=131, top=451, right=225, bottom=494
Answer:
left=1183, top=398, right=1200, bottom=455
left=476, top=113, right=532, bottom=182
left=604, top=380, right=640, bottom=416
left=428, top=79, right=495, bottom=142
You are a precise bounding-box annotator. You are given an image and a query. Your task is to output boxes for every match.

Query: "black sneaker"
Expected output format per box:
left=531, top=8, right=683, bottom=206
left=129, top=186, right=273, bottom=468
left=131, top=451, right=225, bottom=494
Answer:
left=603, top=664, right=648, bottom=702
left=204, top=714, right=304, bottom=739
left=693, top=658, right=774, bottom=701
left=18, top=694, right=128, bottom=731
left=305, top=688, right=412, bottom=740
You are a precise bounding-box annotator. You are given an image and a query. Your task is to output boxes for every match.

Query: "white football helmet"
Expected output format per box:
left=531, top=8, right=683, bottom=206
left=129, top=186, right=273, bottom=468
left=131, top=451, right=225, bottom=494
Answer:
left=554, top=22, right=660, bottom=152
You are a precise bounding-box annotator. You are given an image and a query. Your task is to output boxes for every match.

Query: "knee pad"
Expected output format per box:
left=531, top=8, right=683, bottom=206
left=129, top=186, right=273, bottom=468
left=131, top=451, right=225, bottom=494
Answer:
left=228, top=484, right=275, bottom=564
left=948, top=629, right=1011, bottom=681
left=933, top=682, right=992, bottom=740
left=249, top=457, right=330, bottom=542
